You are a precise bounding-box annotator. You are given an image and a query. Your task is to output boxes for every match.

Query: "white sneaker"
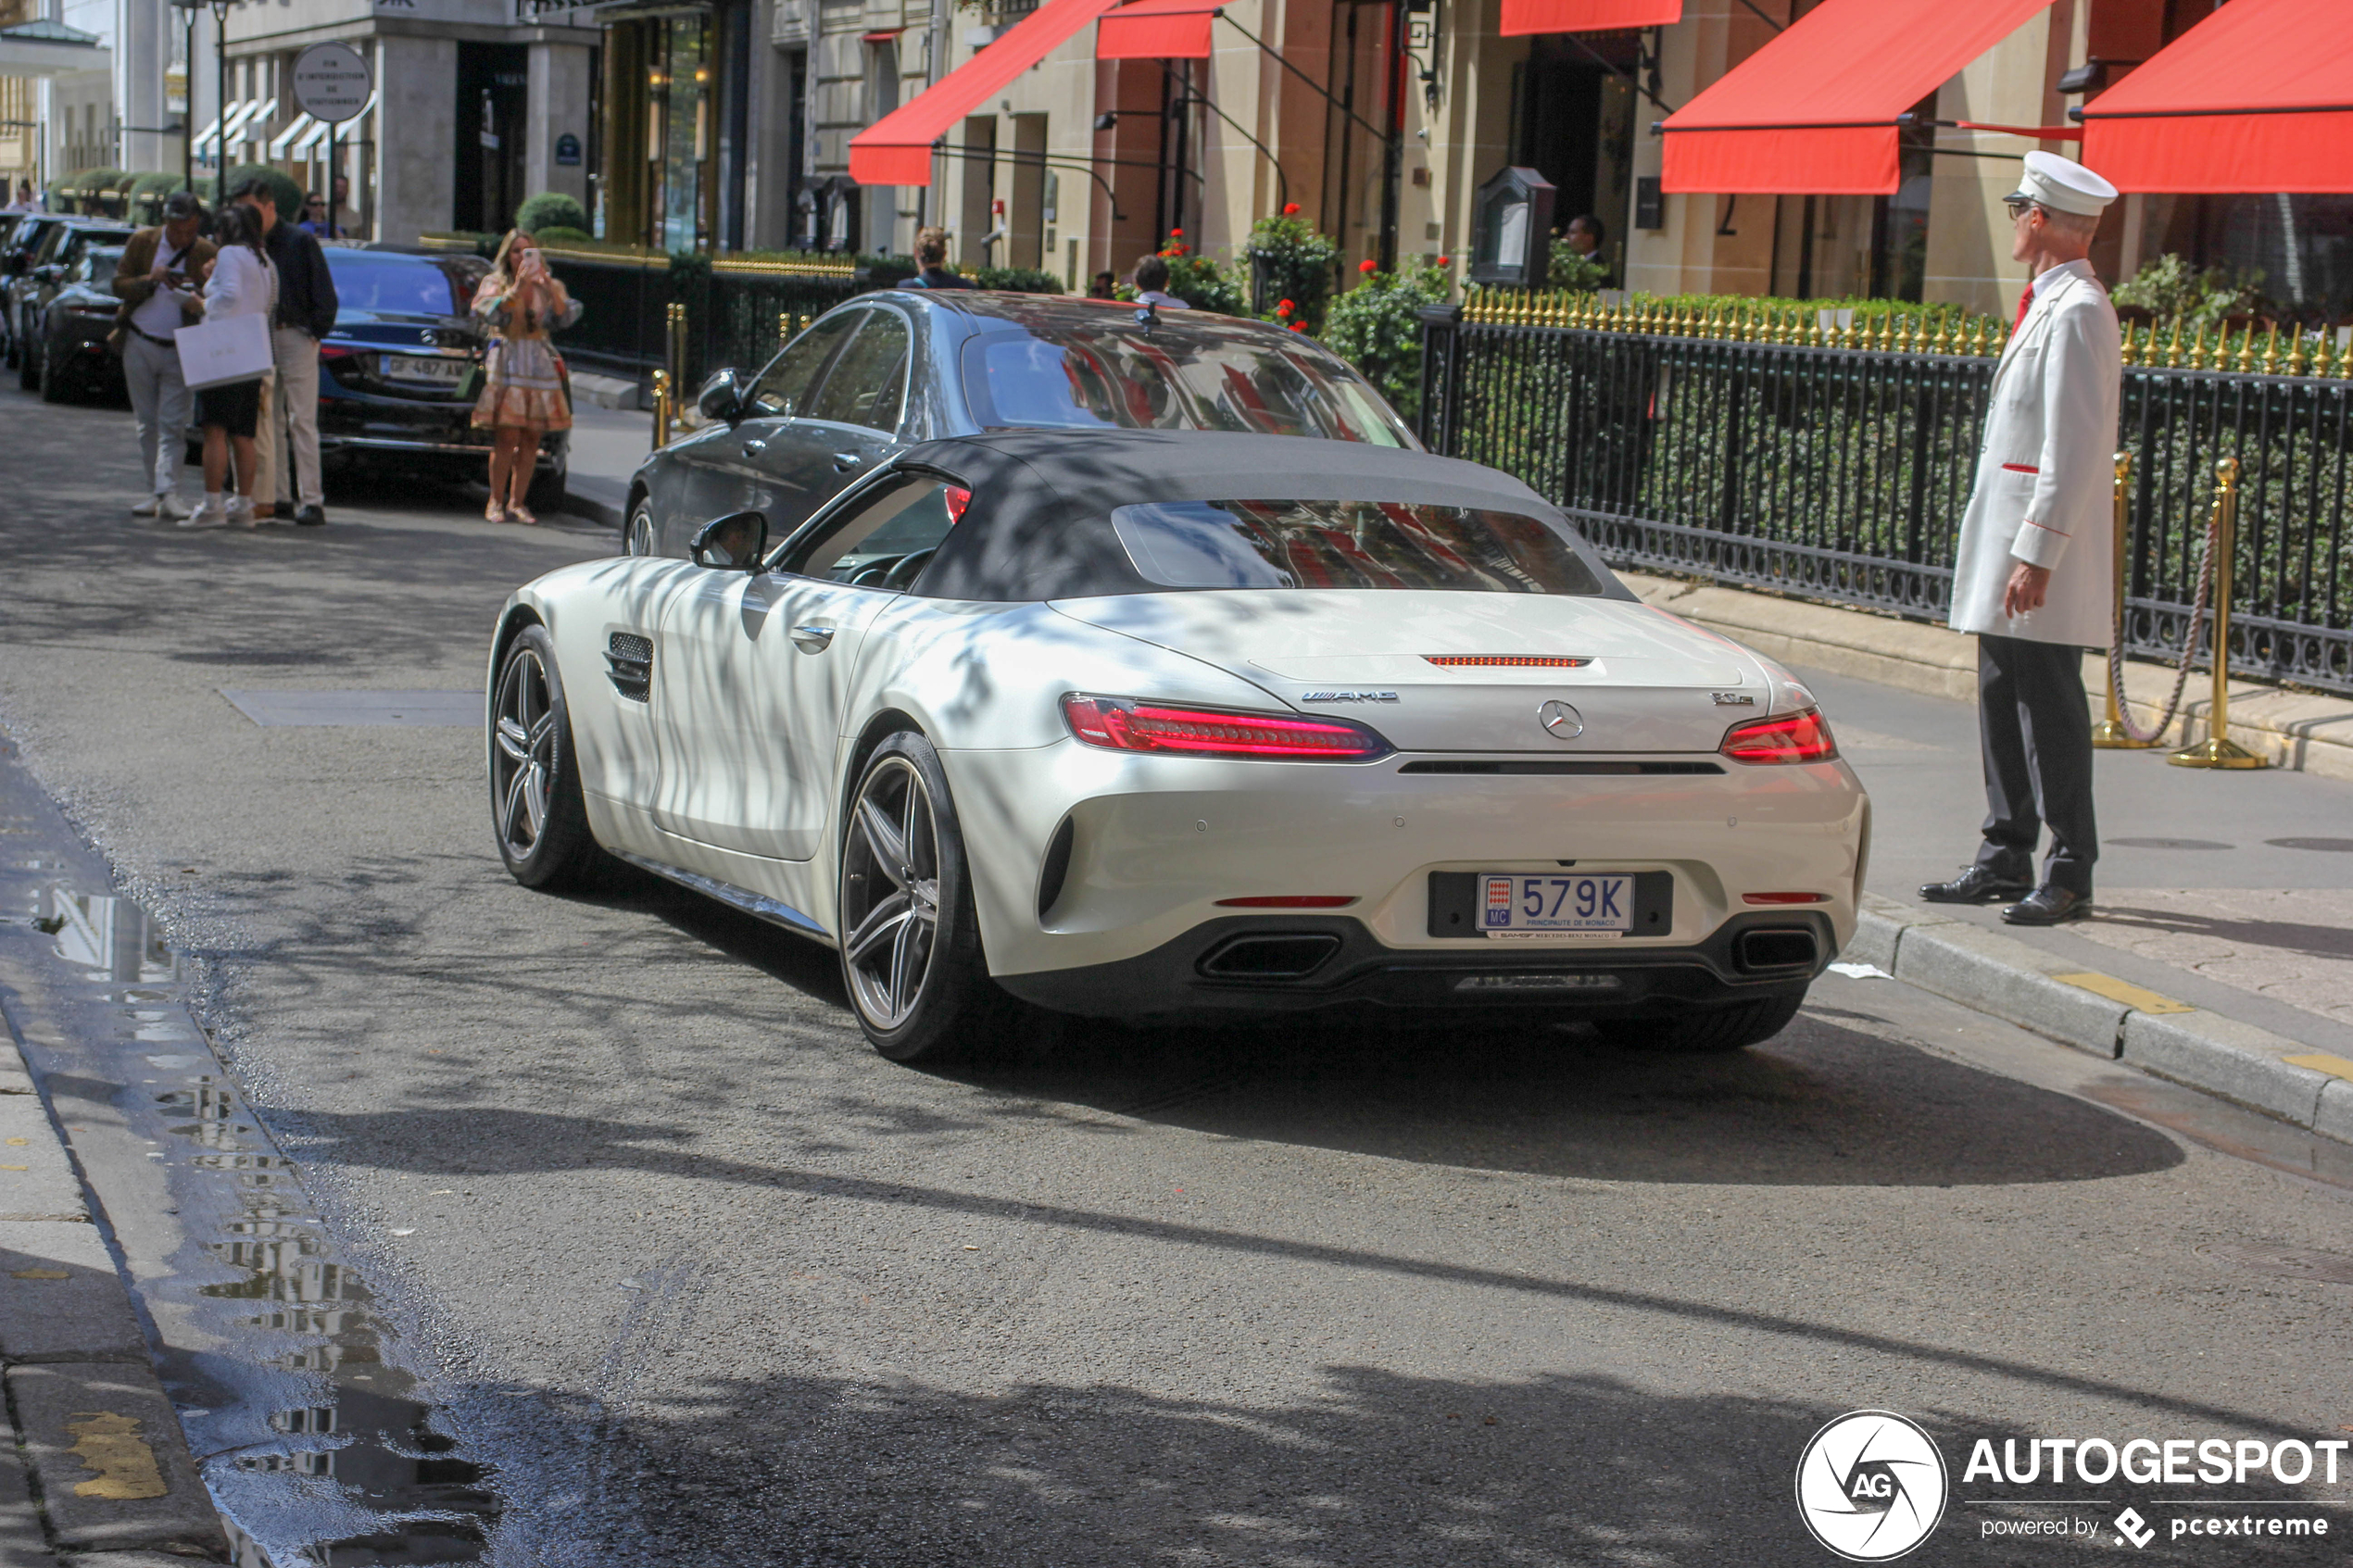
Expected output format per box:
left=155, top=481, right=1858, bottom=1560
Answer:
left=224, top=495, right=256, bottom=529
left=132, top=495, right=161, bottom=517
left=157, top=494, right=192, bottom=521
left=180, top=498, right=228, bottom=529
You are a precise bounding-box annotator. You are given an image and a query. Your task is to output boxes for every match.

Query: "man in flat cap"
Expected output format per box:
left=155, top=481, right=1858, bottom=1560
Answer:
left=115, top=190, right=215, bottom=522
left=1921, top=150, right=2121, bottom=926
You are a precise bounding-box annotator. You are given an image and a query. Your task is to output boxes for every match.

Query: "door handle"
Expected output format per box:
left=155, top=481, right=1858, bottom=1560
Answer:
left=790, top=624, right=836, bottom=652
left=741, top=438, right=767, bottom=454
left=832, top=451, right=863, bottom=471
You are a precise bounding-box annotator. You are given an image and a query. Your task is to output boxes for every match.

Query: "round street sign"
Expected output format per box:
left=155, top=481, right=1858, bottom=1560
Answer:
left=292, top=42, right=371, bottom=124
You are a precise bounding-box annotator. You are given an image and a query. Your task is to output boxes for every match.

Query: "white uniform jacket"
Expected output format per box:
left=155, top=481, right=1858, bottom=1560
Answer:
left=1947, top=260, right=2121, bottom=647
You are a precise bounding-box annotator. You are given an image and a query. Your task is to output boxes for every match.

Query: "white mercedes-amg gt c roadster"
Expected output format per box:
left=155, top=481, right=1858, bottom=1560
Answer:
left=487, top=430, right=1869, bottom=1061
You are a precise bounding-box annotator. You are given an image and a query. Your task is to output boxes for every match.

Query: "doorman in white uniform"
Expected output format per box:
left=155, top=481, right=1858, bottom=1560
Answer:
left=1920, top=151, right=2121, bottom=927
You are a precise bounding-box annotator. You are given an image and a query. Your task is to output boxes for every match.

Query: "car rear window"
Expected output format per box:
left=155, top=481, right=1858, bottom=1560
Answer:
left=321, top=252, right=479, bottom=317
left=961, top=322, right=1411, bottom=446
left=1109, top=498, right=1606, bottom=595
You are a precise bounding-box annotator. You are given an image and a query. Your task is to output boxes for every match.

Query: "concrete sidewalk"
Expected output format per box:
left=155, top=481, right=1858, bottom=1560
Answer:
left=560, top=404, right=654, bottom=532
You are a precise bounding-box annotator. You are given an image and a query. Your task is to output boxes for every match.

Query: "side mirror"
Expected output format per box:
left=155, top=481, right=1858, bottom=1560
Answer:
left=696, top=368, right=746, bottom=425
left=689, top=509, right=769, bottom=572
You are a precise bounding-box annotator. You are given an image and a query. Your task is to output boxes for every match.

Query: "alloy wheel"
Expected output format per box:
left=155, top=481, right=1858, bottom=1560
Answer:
left=491, top=646, right=559, bottom=861
left=625, top=508, right=655, bottom=556
left=839, top=755, right=941, bottom=1031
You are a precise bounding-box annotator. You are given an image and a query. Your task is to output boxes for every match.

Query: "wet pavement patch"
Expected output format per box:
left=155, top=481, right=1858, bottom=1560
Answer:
left=0, top=758, right=509, bottom=1564
left=219, top=691, right=483, bottom=728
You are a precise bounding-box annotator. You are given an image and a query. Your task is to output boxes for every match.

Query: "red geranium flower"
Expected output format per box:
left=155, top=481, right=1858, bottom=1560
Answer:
left=1358, top=258, right=1378, bottom=273
left=1277, top=298, right=1295, bottom=314
left=1282, top=202, right=1300, bottom=216
left=1169, top=227, right=1183, bottom=237
left=1437, top=256, right=1452, bottom=267
left=1288, top=321, right=1306, bottom=332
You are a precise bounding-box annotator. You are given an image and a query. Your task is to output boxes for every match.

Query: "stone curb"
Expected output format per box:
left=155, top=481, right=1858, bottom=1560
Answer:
left=1622, top=571, right=2353, bottom=783
left=0, top=1025, right=230, bottom=1564
left=560, top=487, right=623, bottom=530
left=1854, top=893, right=2349, bottom=1145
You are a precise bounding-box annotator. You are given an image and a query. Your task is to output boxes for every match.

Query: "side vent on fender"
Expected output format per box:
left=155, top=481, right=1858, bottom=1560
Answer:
left=607, top=633, right=653, bottom=702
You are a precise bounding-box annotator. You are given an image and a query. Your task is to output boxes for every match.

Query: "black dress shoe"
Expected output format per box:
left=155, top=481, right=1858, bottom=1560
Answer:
left=2002, top=886, right=2091, bottom=926
left=294, top=504, right=327, bottom=527
left=1918, top=865, right=2033, bottom=904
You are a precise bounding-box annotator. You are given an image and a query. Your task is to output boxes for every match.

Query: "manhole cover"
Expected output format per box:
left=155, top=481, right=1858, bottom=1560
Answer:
left=2109, top=837, right=2233, bottom=850
left=2196, top=1242, right=2353, bottom=1286
left=2266, top=837, right=2353, bottom=853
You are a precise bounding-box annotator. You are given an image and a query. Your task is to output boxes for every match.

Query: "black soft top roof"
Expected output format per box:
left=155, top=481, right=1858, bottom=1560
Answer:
left=884, top=430, right=1632, bottom=603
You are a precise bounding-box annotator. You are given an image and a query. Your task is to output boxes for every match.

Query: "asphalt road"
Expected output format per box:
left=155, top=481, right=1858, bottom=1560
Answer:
left=1, top=382, right=2348, bottom=1567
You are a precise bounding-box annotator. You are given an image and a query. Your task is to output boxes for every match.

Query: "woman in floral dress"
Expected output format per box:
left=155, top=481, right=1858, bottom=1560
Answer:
left=472, top=230, right=582, bottom=524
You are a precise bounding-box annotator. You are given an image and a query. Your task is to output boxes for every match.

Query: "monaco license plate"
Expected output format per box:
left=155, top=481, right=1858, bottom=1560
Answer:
left=383, top=354, right=465, bottom=384
left=1479, top=872, right=1634, bottom=938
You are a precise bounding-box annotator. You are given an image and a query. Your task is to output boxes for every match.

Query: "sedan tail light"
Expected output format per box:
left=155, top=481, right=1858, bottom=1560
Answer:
left=1062, top=694, right=1391, bottom=761
left=1720, top=708, right=1838, bottom=764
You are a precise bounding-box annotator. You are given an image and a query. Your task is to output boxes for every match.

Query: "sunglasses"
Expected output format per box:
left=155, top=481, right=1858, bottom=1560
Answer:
left=2004, top=198, right=2037, bottom=220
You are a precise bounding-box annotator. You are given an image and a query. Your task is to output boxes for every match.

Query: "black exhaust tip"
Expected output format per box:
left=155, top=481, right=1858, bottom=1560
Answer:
left=1198, top=933, right=1342, bottom=980
left=1734, top=927, right=1818, bottom=972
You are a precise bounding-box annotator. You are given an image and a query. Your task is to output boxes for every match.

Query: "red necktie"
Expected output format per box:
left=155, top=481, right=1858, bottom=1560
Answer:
left=2014, top=285, right=2033, bottom=332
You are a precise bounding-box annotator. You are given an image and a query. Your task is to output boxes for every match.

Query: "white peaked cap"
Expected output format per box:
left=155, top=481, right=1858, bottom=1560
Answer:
left=2007, top=150, right=2120, bottom=217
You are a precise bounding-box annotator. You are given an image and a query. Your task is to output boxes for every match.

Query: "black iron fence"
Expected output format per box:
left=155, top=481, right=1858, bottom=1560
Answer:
left=535, top=247, right=869, bottom=387
left=1418, top=295, right=2353, bottom=696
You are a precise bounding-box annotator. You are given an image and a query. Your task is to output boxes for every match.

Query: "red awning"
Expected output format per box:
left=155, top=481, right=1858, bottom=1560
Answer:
left=1096, top=0, right=1218, bottom=60
left=1499, top=0, right=1679, bottom=38
left=1661, top=0, right=2054, bottom=194
left=2078, top=0, right=2353, bottom=193
left=849, top=0, right=1123, bottom=185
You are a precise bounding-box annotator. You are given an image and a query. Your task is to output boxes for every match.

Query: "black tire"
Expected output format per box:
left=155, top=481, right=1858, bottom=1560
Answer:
left=18, top=336, right=38, bottom=391
left=488, top=624, right=604, bottom=890
left=837, top=731, right=1001, bottom=1063
left=36, top=344, right=65, bottom=403
left=1595, top=990, right=1806, bottom=1054
left=623, top=498, right=658, bottom=557
left=525, top=453, right=568, bottom=516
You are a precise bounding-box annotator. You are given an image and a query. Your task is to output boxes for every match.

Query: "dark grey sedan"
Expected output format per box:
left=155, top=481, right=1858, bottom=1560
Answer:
left=622, top=290, right=1420, bottom=558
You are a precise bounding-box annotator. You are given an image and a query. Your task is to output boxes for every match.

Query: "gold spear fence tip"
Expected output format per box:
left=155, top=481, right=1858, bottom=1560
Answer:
left=2261, top=320, right=2281, bottom=376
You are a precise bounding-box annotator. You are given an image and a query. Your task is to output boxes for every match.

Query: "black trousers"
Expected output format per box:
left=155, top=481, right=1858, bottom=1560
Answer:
left=1973, top=633, right=2097, bottom=895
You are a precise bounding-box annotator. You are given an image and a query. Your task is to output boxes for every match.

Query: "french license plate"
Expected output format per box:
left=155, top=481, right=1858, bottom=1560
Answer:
left=383, top=354, right=465, bottom=384
left=1479, top=872, right=1634, bottom=938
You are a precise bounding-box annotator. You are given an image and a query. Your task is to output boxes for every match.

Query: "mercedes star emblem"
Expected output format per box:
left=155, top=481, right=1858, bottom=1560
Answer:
left=1539, top=700, right=1584, bottom=739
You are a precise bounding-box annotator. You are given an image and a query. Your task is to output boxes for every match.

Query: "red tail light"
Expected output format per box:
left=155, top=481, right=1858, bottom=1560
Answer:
left=1743, top=892, right=1831, bottom=905
left=317, top=343, right=357, bottom=358
left=943, top=485, right=972, bottom=522
left=1720, top=709, right=1838, bottom=764
left=1062, top=694, right=1391, bottom=761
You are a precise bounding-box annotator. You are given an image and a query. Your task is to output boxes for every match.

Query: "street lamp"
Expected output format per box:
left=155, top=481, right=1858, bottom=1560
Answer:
left=169, top=0, right=234, bottom=199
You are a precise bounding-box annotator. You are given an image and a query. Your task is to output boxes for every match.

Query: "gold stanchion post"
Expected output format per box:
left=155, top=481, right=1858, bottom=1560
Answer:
left=2093, top=450, right=2153, bottom=748
left=650, top=369, right=671, bottom=448
left=2168, top=457, right=2267, bottom=770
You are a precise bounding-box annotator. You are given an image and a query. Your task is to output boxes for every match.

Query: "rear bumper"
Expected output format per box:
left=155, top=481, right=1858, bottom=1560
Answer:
left=994, top=908, right=1831, bottom=1021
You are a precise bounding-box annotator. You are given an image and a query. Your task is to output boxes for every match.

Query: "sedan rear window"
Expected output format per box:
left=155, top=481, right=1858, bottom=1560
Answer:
left=321, top=252, right=482, bottom=317
left=1110, top=499, right=1606, bottom=595
left=962, top=324, right=1411, bottom=446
